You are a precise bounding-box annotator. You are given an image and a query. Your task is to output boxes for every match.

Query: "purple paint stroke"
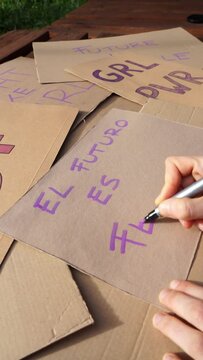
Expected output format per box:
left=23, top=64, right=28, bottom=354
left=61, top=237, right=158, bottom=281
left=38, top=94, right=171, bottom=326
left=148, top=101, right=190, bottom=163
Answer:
left=87, top=187, right=112, bottom=205
left=42, top=82, right=95, bottom=104
left=72, top=40, right=157, bottom=55
left=161, top=52, right=190, bottom=62
left=149, top=75, right=191, bottom=94
left=104, top=128, right=122, bottom=136
left=115, top=119, right=128, bottom=127
left=0, top=68, right=32, bottom=77
left=99, top=135, right=114, bottom=146
left=0, top=78, right=20, bottom=89
left=33, top=192, right=60, bottom=215
left=128, top=220, right=154, bottom=235
left=100, top=175, right=120, bottom=191
left=70, top=158, right=89, bottom=172
left=49, top=185, right=74, bottom=198
left=83, top=143, right=105, bottom=164
left=8, top=87, right=36, bottom=102
left=110, top=222, right=146, bottom=254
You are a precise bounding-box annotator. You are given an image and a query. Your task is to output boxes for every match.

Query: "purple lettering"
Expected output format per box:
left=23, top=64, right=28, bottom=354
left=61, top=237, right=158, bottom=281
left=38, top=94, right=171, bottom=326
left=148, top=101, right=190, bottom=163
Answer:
left=92, top=70, right=124, bottom=82
left=0, top=173, right=2, bottom=190
left=168, top=71, right=203, bottom=85
left=115, top=44, right=130, bottom=50
left=109, top=63, right=143, bottom=77
left=99, top=135, right=113, bottom=146
left=83, top=143, right=105, bottom=164
left=8, top=87, right=36, bottom=102
left=87, top=187, right=112, bottom=205
left=125, top=60, right=159, bottom=70
left=128, top=220, right=154, bottom=234
left=135, top=86, right=159, bottom=98
left=143, top=40, right=157, bottom=46
left=42, top=89, right=71, bottom=103
left=149, top=75, right=191, bottom=94
left=100, top=175, right=120, bottom=190
left=70, top=158, right=89, bottom=172
left=115, top=119, right=128, bottom=127
left=72, top=46, right=90, bottom=54
left=110, top=222, right=146, bottom=254
left=33, top=192, right=60, bottom=215
left=0, top=78, right=19, bottom=88
left=49, top=185, right=74, bottom=198
left=104, top=128, right=122, bottom=136
left=87, top=47, right=101, bottom=54
left=175, top=52, right=190, bottom=60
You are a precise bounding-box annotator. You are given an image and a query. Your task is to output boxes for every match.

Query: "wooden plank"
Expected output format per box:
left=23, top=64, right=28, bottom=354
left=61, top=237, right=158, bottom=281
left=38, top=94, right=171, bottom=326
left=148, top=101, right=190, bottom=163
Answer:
left=52, top=0, right=203, bottom=41
left=0, top=28, right=49, bottom=64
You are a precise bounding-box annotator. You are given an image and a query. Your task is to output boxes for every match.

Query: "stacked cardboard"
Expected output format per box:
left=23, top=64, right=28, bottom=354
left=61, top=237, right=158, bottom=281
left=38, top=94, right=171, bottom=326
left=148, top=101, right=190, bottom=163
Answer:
left=0, top=27, right=202, bottom=360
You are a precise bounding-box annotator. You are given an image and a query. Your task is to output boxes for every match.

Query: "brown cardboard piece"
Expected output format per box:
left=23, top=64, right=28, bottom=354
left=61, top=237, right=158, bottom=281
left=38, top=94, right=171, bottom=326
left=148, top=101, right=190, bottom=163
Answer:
left=65, top=51, right=203, bottom=107
left=0, top=241, right=93, bottom=360
left=0, top=109, right=202, bottom=305
left=0, top=56, right=110, bottom=262
left=0, top=101, right=77, bottom=263
left=0, top=101, right=77, bottom=216
left=58, top=94, right=142, bottom=157
left=32, top=27, right=202, bottom=83
left=0, top=57, right=110, bottom=115
left=28, top=101, right=203, bottom=360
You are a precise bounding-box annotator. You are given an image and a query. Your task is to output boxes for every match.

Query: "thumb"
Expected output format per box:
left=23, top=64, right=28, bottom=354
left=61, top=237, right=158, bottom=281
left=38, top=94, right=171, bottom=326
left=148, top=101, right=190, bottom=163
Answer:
left=158, top=197, right=203, bottom=221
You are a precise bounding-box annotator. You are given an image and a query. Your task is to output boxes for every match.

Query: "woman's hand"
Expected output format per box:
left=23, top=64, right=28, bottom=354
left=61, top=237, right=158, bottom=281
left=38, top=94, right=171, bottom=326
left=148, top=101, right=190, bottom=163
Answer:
left=153, top=280, right=203, bottom=360
left=156, top=156, right=203, bottom=230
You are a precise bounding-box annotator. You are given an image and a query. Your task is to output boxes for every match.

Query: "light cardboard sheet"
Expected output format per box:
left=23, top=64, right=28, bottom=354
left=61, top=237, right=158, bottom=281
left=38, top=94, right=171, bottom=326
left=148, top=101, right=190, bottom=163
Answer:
left=33, top=27, right=202, bottom=83
left=0, top=101, right=77, bottom=263
left=0, top=241, right=93, bottom=360
left=0, top=109, right=202, bottom=305
left=28, top=101, right=203, bottom=360
left=0, top=57, right=110, bottom=114
left=65, top=52, right=203, bottom=107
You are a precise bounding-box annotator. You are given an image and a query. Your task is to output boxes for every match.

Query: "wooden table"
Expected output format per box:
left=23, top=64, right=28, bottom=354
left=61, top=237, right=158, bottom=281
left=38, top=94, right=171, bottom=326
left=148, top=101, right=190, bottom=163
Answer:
left=0, top=0, right=202, bottom=63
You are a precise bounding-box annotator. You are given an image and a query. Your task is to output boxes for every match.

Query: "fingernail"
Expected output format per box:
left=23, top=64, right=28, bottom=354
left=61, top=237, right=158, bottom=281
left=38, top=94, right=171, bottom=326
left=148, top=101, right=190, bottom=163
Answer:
left=163, top=354, right=176, bottom=360
left=155, top=195, right=161, bottom=205
left=159, top=288, right=170, bottom=302
left=198, top=223, right=203, bottom=231
left=152, top=312, right=166, bottom=328
left=170, top=280, right=180, bottom=289
left=158, top=200, right=171, bottom=216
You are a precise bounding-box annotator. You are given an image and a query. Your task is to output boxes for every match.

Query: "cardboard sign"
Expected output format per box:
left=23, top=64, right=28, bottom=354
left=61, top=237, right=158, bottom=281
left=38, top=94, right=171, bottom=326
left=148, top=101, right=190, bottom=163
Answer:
left=65, top=52, right=203, bottom=107
left=0, top=109, right=202, bottom=305
left=0, top=101, right=77, bottom=216
left=0, top=57, right=110, bottom=114
left=0, top=101, right=77, bottom=262
left=33, top=27, right=202, bottom=83
left=27, top=102, right=203, bottom=360
left=0, top=241, right=93, bottom=360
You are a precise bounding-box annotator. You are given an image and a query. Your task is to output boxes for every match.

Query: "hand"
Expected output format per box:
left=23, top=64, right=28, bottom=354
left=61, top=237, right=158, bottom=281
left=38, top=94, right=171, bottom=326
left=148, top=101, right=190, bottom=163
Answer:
left=153, top=280, right=203, bottom=360
left=155, top=156, right=203, bottom=230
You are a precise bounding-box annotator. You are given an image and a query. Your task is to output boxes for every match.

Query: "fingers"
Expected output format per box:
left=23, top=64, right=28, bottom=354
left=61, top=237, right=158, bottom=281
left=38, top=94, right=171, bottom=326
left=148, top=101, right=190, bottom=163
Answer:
left=163, top=354, right=181, bottom=360
left=155, top=156, right=203, bottom=205
left=158, top=197, right=203, bottom=221
left=158, top=288, right=203, bottom=331
left=170, top=280, right=203, bottom=300
left=153, top=312, right=203, bottom=360
left=155, top=157, right=195, bottom=204
left=153, top=281, right=203, bottom=359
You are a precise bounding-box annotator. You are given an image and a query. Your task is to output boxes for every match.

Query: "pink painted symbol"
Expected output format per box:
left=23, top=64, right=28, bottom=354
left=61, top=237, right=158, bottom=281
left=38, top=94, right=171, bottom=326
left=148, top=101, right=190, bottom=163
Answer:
left=0, top=135, right=15, bottom=154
